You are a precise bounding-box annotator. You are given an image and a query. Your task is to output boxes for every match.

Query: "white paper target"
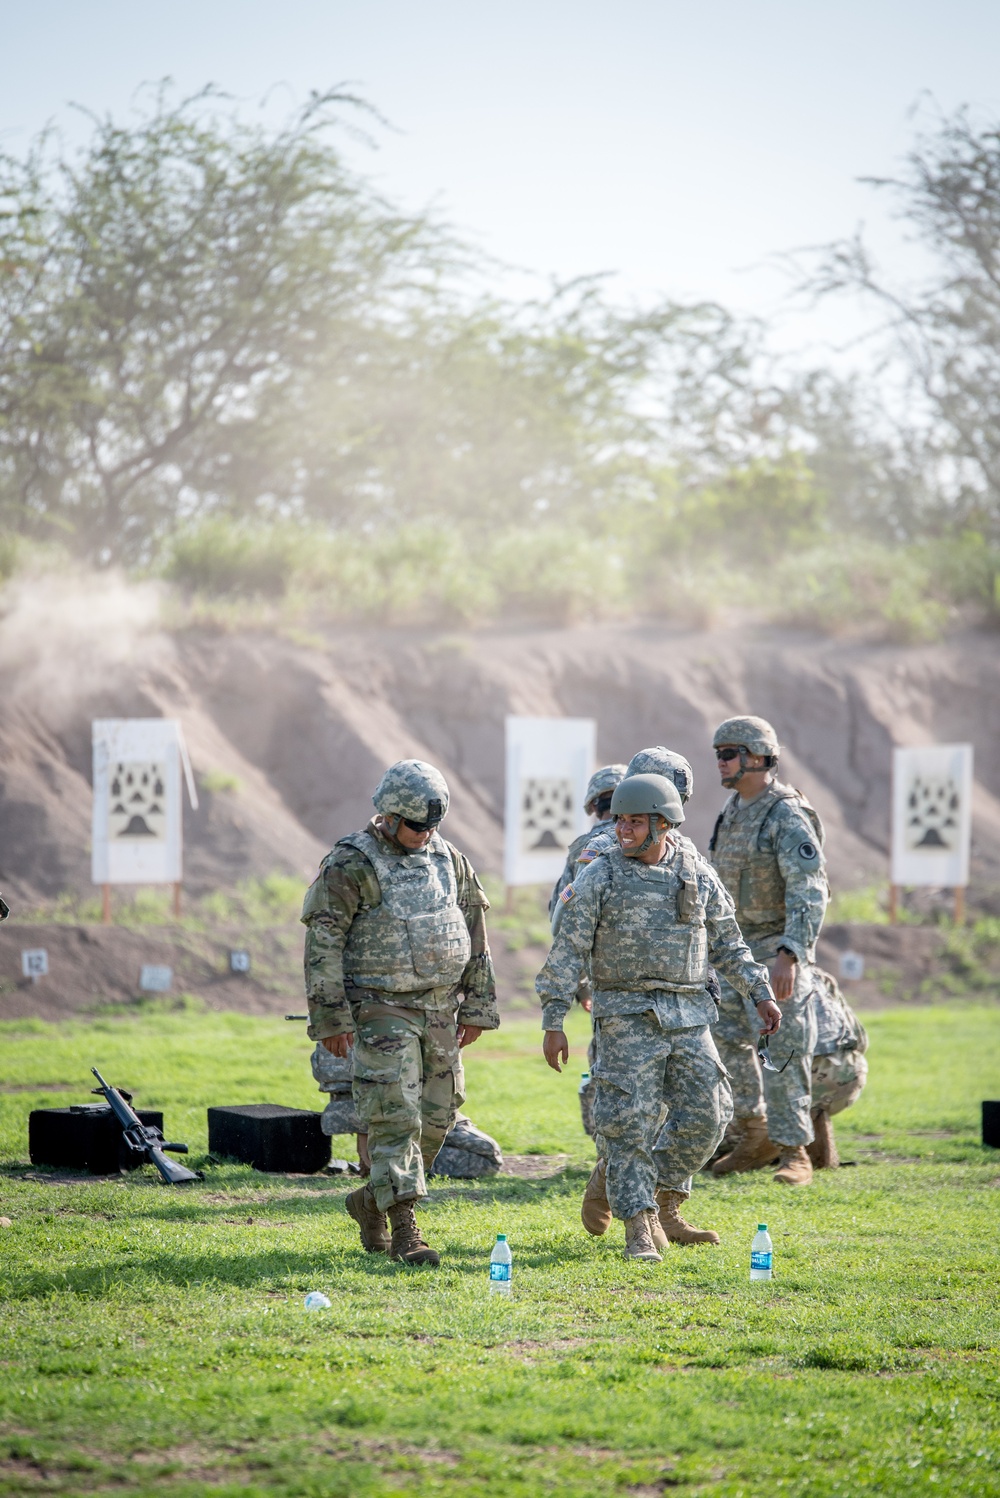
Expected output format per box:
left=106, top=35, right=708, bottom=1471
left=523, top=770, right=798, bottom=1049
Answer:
left=92, top=720, right=192, bottom=885
left=504, top=716, right=596, bottom=886
left=891, top=744, right=973, bottom=888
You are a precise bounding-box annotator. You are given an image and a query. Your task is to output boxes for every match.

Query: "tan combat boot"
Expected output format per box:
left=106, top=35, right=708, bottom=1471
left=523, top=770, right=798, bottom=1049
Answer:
left=655, top=1190, right=721, bottom=1246
left=345, top=1182, right=390, bottom=1253
left=623, top=1210, right=663, bottom=1263
left=581, top=1159, right=612, bottom=1236
left=711, top=1117, right=780, bottom=1176
left=387, top=1200, right=440, bottom=1266
left=806, top=1110, right=839, bottom=1170
left=773, top=1146, right=813, bottom=1186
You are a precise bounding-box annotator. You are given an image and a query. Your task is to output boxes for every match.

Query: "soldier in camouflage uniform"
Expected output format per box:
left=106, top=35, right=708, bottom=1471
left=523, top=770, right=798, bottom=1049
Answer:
left=549, top=764, right=628, bottom=918
left=302, top=759, right=499, bottom=1266
left=808, top=970, right=868, bottom=1169
left=538, top=773, right=780, bottom=1262
left=708, top=716, right=828, bottom=1186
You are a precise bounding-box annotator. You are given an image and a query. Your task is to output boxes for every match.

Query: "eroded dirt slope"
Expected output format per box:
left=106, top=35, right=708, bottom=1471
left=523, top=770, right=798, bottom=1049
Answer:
left=1, top=576, right=999, bottom=905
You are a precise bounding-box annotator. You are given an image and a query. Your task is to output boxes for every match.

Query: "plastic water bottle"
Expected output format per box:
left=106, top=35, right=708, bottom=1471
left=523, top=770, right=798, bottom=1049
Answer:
left=750, top=1223, right=773, bottom=1281
left=578, top=1072, right=590, bottom=1093
left=489, top=1233, right=512, bottom=1295
left=304, top=1290, right=331, bottom=1310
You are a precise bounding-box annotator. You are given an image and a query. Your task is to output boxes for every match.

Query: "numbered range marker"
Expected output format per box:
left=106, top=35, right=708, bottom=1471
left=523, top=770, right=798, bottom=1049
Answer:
left=21, top=949, right=49, bottom=981
left=229, top=950, right=251, bottom=974
left=839, top=951, right=865, bottom=982
left=139, top=964, right=173, bottom=993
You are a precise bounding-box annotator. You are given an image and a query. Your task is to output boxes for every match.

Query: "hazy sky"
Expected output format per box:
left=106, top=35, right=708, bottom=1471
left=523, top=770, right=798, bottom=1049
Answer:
left=3, top=2, right=999, bottom=360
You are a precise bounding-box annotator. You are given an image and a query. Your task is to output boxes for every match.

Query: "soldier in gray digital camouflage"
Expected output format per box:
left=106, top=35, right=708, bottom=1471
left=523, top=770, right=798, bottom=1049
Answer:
left=707, top=716, right=829, bottom=1186
left=301, top=758, right=499, bottom=1266
left=537, top=773, right=781, bottom=1263
left=808, top=969, right=868, bottom=1168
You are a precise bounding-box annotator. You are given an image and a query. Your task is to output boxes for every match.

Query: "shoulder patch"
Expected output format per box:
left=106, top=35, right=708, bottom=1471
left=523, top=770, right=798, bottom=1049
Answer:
left=797, top=840, right=819, bottom=863
left=559, top=883, right=576, bottom=904
left=576, top=848, right=597, bottom=865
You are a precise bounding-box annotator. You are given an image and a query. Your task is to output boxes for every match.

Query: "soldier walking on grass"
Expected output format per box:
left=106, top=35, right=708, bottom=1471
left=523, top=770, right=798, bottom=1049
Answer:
left=707, top=717, right=828, bottom=1186
left=301, top=760, right=499, bottom=1266
left=537, top=773, right=780, bottom=1263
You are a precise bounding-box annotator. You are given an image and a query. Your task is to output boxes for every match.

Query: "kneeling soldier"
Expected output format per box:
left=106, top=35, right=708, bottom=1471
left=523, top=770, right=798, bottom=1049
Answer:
left=538, top=774, right=780, bottom=1262
left=302, top=759, right=499, bottom=1265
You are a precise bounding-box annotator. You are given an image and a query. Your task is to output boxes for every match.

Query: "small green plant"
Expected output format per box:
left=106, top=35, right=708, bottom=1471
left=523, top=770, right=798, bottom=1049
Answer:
left=199, top=768, right=241, bottom=794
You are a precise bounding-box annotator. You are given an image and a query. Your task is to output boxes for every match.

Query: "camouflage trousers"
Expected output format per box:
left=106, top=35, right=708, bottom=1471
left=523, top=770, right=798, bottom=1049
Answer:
left=352, top=995, right=465, bottom=1213
left=713, top=959, right=818, bottom=1147
left=591, top=1013, right=733, bottom=1220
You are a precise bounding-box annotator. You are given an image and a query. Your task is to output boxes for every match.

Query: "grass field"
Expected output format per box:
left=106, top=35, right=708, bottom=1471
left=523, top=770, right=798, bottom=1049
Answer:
left=1, top=1003, right=999, bottom=1497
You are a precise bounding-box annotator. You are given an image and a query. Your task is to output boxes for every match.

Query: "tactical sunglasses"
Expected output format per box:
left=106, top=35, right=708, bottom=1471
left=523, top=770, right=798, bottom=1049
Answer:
left=400, top=799, right=444, bottom=833
left=715, top=747, right=744, bottom=762
left=757, top=1034, right=794, bottom=1074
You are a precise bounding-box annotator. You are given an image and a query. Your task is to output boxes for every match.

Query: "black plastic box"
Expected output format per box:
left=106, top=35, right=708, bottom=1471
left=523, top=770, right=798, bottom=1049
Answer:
left=207, top=1104, right=331, bottom=1173
left=29, top=1104, right=165, bottom=1174
left=983, top=1101, right=1000, bottom=1149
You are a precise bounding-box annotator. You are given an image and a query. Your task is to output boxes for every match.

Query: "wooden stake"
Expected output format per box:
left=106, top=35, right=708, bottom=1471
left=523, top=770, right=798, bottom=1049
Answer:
left=172, top=882, right=182, bottom=919
left=954, top=886, right=966, bottom=926
left=101, top=884, right=111, bottom=925
left=888, top=884, right=899, bottom=924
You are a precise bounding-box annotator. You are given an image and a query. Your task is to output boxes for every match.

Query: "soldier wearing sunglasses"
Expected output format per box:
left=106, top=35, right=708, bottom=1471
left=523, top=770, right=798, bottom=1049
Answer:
left=708, top=716, right=828, bottom=1186
left=301, top=759, right=498, bottom=1265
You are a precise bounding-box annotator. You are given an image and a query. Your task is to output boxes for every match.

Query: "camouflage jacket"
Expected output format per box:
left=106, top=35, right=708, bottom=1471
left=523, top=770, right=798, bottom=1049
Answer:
left=708, top=779, right=828, bottom=963
left=302, top=819, right=499, bottom=1040
left=548, top=817, right=615, bottom=917
left=537, top=837, right=773, bottom=1032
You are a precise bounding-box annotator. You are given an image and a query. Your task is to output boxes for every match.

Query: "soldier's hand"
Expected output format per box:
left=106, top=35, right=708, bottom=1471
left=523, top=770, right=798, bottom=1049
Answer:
left=755, top=999, right=782, bottom=1035
left=579, top=996, right=593, bottom=1012
left=458, top=1024, right=484, bottom=1048
left=769, top=950, right=797, bottom=1001
left=321, top=1033, right=354, bottom=1057
left=543, top=1030, right=569, bottom=1072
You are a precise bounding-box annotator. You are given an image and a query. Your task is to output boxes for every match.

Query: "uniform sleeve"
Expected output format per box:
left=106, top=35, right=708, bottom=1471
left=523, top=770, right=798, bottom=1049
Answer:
left=701, top=865, right=774, bottom=1022
left=549, top=850, right=578, bottom=918
left=772, top=808, right=829, bottom=963
left=535, top=862, right=608, bottom=1031
left=452, top=850, right=500, bottom=1030
left=300, top=847, right=378, bottom=1041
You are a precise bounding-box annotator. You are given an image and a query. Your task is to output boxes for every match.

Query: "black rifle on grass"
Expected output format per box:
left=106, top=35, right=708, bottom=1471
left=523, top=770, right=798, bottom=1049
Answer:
left=91, top=1068, right=202, bottom=1184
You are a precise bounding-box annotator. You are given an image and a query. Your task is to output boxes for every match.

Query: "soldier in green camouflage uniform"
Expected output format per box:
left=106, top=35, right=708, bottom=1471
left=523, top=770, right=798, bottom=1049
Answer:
left=549, top=764, right=628, bottom=918
left=538, top=773, right=779, bottom=1262
left=302, top=759, right=499, bottom=1265
left=707, top=716, right=828, bottom=1186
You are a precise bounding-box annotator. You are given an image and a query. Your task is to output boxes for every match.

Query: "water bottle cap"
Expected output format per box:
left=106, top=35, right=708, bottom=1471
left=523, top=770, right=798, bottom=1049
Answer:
left=758, top=1223, right=767, bottom=1231
left=496, top=1233, right=506, bottom=1241
left=581, top=1072, right=589, bottom=1079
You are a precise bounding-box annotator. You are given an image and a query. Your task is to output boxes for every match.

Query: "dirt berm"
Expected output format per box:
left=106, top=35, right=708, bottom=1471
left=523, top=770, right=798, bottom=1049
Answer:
left=1, top=580, right=999, bottom=905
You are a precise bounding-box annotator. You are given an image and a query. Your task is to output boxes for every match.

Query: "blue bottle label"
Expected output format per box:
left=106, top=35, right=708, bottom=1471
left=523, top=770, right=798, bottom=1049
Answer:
left=490, top=1263, right=511, bottom=1282
left=750, top=1251, right=772, bottom=1270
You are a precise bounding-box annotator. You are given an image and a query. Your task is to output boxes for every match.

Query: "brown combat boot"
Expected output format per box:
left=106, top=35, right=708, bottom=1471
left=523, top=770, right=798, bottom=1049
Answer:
left=806, top=1110, right=840, bottom=1170
left=711, top=1117, right=780, bottom=1176
left=773, top=1145, right=813, bottom=1186
left=655, top=1189, right=721, bottom=1246
left=387, top=1200, right=440, bottom=1266
left=345, top=1183, right=389, bottom=1253
left=623, top=1209, right=663, bottom=1262
left=581, top=1159, right=612, bottom=1237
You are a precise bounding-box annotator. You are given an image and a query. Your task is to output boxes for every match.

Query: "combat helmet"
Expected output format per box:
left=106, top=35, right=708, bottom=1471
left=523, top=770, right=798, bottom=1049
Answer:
left=625, top=746, right=694, bottom=803
left=372, top=759, right=450, bottom=830
left=610, top=774, right=685, bottom=861
left=583, top=763, right=627, bottom=816
left=712, top=716, right=780, bottom=784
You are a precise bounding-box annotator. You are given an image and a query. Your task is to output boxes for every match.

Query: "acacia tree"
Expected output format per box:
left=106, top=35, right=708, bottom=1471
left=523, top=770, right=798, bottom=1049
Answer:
left=807, top=109, right=1000, bottom=536
left=0, top=86, right=446, bottom=558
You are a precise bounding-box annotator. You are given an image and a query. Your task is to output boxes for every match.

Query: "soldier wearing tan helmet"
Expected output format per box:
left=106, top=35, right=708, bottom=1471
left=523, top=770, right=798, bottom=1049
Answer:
left=537, top=773, right=780, bottom=1261
left=707, top=716, right=828, bottom=1186
left=301, top=759, right=499, bottom=1265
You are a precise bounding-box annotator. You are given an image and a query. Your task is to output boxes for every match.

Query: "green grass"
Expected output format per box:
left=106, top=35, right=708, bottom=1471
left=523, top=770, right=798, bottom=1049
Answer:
left=2, top=1006, right=1000, bottom=1496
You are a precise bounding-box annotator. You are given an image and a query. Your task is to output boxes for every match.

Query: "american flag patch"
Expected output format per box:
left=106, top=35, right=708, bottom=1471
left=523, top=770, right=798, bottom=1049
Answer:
left=577, top=848, right=596, bottom=864
left=559, top=884, right=576, bottom=904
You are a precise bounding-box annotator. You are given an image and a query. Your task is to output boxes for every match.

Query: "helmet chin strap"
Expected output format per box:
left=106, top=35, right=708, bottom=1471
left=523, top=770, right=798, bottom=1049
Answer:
left=721, top=750, right=777, bottom=790
left=627, top=814, right=667, bottom=857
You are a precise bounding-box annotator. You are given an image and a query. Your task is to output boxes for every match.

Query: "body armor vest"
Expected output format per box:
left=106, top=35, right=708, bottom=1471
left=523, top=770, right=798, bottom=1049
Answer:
left=339, top=829, right=472, bottom=993
left=590, top=843, right=708, bottom=993
left=709, top=781, right=821, bottom=946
